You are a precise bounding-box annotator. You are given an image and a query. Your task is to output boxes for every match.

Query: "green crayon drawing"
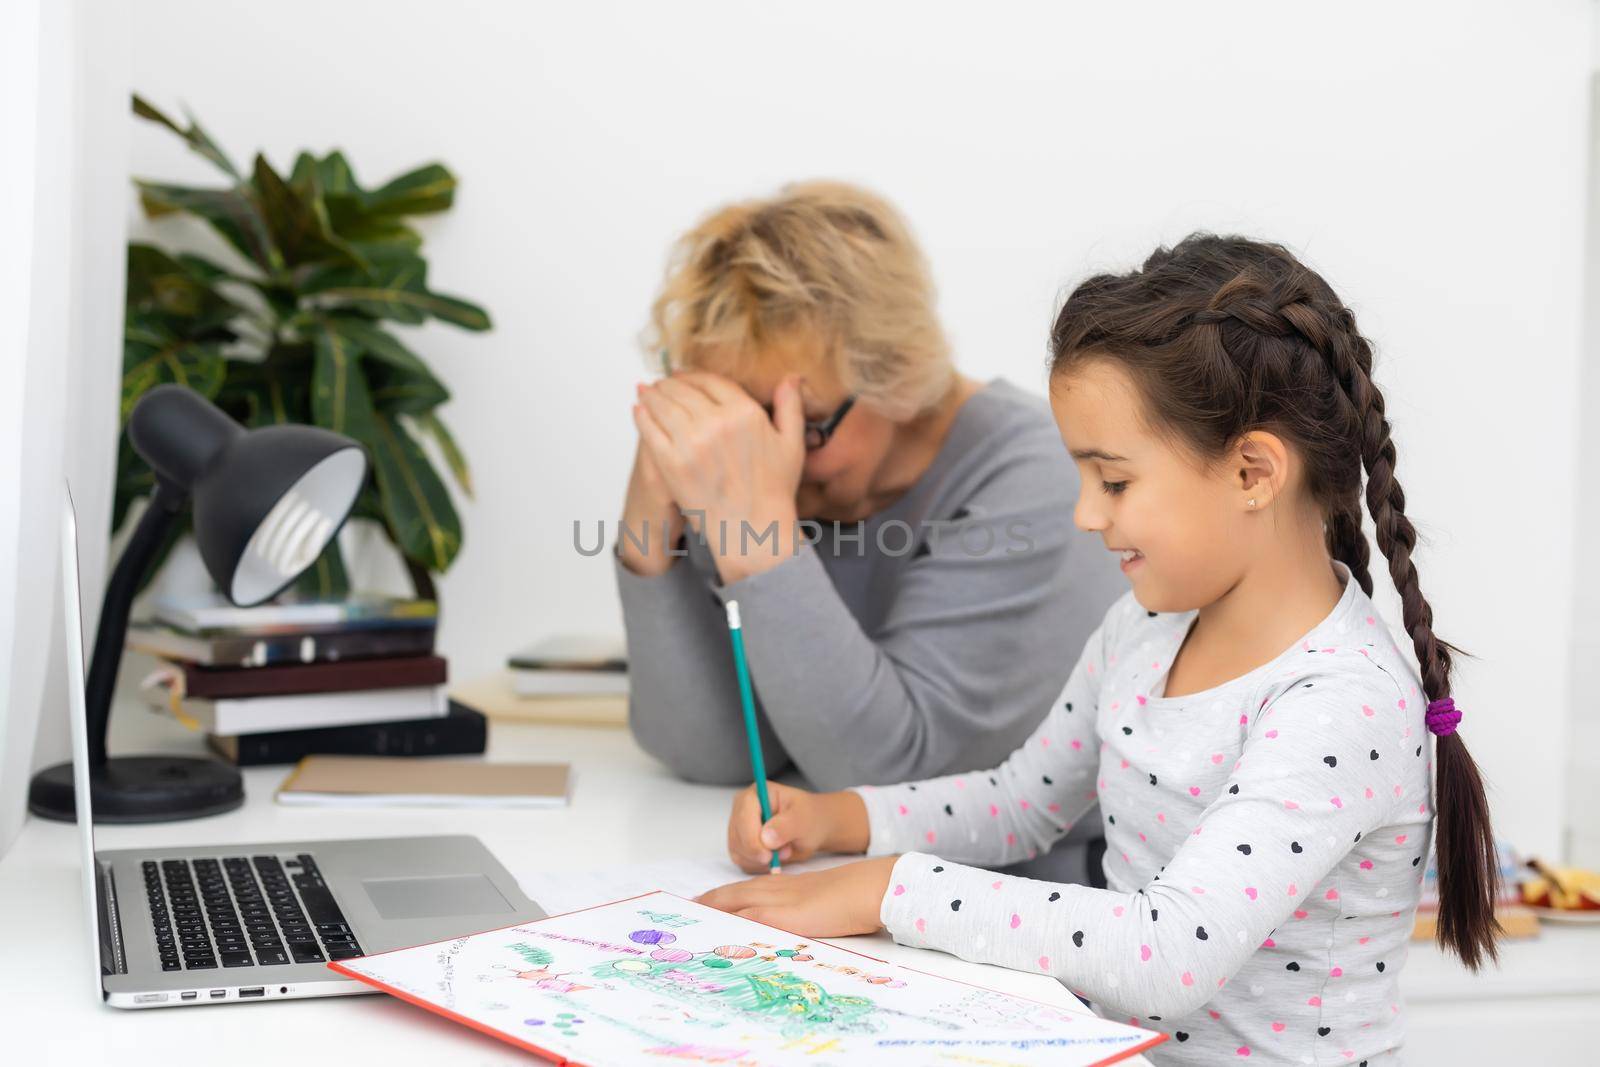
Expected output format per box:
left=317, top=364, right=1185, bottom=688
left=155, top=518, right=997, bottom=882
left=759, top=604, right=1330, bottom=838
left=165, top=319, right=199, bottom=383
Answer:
left=508, top=943, right=555, bottom=968
left=589, top=954, right=878, bottom=1038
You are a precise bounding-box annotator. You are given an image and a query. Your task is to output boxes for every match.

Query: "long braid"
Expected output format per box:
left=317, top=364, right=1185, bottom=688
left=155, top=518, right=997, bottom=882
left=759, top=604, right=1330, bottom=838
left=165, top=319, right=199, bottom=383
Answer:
left=1283, top=288, right=1503, bottom=971
left=1324, top=505, right=1374, bottom=598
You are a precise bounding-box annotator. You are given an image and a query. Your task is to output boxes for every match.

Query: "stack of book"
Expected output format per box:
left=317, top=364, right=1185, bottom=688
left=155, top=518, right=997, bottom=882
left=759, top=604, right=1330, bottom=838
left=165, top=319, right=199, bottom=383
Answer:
left=129, top=594, right=486, bottom=766
left=507, top=634, right=628, bottom=697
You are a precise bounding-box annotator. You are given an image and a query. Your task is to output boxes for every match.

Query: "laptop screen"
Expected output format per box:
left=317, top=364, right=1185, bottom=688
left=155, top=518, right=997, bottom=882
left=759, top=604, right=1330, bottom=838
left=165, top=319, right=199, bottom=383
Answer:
left=62, top=487, right=108, bottom=994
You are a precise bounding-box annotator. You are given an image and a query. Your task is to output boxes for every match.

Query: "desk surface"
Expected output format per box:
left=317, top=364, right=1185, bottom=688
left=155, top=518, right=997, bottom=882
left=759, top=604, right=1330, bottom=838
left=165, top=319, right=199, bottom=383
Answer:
left=0, top=702, right=1156, bottom=1065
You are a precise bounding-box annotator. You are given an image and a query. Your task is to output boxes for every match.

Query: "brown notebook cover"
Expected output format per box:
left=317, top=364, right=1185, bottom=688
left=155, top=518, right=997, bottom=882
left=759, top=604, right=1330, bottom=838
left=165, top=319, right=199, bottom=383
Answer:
left=172, top=654, right=448, bottom=699
left=277, top=755, right=571, bottom=808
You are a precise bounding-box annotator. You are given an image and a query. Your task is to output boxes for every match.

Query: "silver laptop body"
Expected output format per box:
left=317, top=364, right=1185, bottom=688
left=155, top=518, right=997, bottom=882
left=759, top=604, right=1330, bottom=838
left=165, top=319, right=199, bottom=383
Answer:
left=62, top=489, right=544, bottom=1008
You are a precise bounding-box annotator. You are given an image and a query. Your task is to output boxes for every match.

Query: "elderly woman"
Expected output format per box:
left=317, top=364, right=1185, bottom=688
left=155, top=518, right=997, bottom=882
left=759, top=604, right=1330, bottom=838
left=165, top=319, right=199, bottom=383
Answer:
left=615, top=181, right=1123, bottom=884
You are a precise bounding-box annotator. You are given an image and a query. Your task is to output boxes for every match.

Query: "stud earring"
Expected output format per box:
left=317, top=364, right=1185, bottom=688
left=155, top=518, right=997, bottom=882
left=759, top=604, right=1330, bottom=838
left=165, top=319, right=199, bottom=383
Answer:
left=1247, top=498, right=1257, bottom=509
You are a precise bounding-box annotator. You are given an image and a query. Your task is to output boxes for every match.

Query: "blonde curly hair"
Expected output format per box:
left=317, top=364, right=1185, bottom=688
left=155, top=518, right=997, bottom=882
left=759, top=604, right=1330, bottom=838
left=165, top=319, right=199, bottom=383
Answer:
left=644, top=180, right=955, bottom=420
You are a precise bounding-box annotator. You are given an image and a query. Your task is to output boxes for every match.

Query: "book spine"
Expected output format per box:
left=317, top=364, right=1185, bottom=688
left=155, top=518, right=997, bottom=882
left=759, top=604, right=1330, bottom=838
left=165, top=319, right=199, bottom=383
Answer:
left=169, top=627, right=436, bottom=668
left=210, top=703, right=487, bottom=766
left=181, top=654, right=448, bottom=698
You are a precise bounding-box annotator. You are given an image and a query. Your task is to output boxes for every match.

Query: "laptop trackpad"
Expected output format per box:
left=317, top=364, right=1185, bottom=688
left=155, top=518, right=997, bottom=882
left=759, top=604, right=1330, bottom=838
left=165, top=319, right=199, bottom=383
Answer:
left=362, top=875, right=513, bottom=920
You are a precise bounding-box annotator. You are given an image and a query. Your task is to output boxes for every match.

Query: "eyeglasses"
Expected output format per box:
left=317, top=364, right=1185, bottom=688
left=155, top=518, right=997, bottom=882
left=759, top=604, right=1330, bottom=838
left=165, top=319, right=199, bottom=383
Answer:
left=764, top=395, right=856, bottom=450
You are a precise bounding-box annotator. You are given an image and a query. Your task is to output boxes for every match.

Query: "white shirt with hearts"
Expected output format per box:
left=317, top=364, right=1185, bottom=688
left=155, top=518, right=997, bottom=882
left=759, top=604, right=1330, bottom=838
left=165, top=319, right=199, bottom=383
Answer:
left=853, top=564, right=1433, bottom=1066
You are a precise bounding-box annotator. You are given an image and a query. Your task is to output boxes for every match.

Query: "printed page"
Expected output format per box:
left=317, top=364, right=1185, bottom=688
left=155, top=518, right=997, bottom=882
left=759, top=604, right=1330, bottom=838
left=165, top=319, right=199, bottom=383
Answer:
left=332, top=891, right=1165, bottom=1067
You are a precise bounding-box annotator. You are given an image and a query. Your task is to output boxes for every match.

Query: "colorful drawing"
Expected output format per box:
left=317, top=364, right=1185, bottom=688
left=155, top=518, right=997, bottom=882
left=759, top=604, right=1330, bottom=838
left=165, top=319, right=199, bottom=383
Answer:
left=632, top=928, right=679, bottom=946
left=525, top=1012, right=587, bottom=1038
left=332, top=892, right=1164, bottom=1066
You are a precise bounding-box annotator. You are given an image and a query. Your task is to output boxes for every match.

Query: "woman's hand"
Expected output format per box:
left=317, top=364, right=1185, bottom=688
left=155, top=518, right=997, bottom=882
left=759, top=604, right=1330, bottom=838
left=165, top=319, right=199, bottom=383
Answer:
left=727, top=783, right=871, bottom=874
left=633, top=371, right=807, bottom=584
left=695, top=857, right=899, bottom=937
left=617, top=427, right=685, bottom=578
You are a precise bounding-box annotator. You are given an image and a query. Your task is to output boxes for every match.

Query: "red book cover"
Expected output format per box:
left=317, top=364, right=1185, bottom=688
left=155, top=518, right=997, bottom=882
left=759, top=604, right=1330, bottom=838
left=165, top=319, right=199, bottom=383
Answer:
left=171, top=654, right=448, bottom=699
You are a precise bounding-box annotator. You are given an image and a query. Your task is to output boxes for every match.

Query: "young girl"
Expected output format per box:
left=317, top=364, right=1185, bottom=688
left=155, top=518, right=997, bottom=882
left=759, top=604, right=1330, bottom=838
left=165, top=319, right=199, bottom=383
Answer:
left=697, top=234, right=1500, bottom=1064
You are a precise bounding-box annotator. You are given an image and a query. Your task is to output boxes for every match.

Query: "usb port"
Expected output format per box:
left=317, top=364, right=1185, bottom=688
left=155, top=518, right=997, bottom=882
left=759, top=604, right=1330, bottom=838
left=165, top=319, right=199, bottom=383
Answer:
left=209, top=989, right=226, bottom=999
left=239, top=987, right=265, bottom=998
left=180, top=991, right=197, bottom=1001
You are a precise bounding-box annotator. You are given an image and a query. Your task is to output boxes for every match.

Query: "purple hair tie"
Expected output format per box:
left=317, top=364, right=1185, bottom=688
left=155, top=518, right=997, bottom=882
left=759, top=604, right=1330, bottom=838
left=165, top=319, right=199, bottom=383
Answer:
left=1425, top=697, right=1462, bottom=737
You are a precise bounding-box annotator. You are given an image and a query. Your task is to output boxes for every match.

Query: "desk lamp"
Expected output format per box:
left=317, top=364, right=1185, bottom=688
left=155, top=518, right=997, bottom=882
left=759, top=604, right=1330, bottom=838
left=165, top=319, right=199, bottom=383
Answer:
left=28, top=384, right=367, bottom=822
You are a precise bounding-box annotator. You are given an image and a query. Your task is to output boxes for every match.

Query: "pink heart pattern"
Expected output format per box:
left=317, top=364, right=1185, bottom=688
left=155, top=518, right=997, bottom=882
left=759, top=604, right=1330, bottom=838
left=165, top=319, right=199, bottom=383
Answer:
left=865, top=587, right=1432, bottom=1059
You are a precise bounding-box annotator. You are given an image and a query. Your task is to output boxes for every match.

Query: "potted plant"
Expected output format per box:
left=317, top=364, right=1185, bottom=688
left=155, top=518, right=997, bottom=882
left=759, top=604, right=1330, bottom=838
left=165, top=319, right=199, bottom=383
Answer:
left=119, top=95, right=489, bottom=600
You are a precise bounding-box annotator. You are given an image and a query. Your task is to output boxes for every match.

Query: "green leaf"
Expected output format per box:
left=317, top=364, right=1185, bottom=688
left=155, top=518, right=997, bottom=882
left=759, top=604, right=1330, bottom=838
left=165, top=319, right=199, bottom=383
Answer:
left=316, top=151, right=359, bottom=197
left=369, top=411, right=462, bottom=572
left=126, top=244, right=241, bottom=331
left=322, top=318, right=449, bottom=415
left=121, top=322, right=228, bottom=420
left=415, top=411, right=474, bottom=499
left=218, top=348, right=311, bottom=428
left=310, top=318, right=367, bottom=436
left=252, top=153, right=365, bottom=270
left=132, top=94, right=241, bottom=180
left=301, top=255, right=429, bottom=325
left=307, top=338, right=461, bottom=573
left=173, top=252, right=236, bottom=285
left=136, top=180, right=275, bottom=269
left=417, top=290, right=491, bottom=331
left=369, top=358, right=449, bottom=415
left=301, top=256, right=491, bottom=331
left=324, top=317, right=431, bottom=375
left=363, top=163, right=456, bottom=216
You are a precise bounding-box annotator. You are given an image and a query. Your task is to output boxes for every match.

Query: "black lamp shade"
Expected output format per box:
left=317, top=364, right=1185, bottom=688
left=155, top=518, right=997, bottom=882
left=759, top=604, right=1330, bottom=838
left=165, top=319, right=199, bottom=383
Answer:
left=128, top=385, right=367, bottom=606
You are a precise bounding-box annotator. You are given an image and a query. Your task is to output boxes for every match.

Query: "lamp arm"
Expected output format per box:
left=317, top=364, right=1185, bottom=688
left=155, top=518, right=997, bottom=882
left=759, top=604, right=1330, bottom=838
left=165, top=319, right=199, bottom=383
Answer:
left=84, top=479, right=186, bottom=765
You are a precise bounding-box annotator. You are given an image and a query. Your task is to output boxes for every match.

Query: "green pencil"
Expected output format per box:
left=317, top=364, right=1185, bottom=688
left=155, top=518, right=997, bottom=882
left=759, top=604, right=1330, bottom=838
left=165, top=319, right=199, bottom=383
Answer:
left=724, top=599, right=780, bottom=872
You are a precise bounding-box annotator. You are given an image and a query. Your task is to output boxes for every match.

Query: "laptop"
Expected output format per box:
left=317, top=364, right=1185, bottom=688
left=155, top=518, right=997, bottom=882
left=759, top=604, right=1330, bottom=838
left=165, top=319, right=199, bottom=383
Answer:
left=60, top=491, right=545, bottom=1008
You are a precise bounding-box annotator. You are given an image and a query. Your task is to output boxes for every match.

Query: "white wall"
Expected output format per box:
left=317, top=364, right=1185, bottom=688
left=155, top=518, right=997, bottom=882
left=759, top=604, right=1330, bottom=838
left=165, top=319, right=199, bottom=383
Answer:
left=1568, top=15, right=1600, bottom=868
left=123, top=0, right=1590, bottom=859
left=0, top=0, right=129, bottom=856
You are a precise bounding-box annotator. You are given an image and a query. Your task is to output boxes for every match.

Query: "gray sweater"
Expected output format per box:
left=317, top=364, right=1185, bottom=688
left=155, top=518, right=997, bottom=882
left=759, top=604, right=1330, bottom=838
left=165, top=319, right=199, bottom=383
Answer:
left=614, top=379, right=1126, bottom=876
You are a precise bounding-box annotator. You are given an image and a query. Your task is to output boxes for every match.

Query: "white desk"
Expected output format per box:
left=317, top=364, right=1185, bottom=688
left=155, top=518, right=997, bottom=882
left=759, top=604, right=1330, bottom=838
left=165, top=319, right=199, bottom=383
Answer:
left=0, top=705, right=1155, bottom=1065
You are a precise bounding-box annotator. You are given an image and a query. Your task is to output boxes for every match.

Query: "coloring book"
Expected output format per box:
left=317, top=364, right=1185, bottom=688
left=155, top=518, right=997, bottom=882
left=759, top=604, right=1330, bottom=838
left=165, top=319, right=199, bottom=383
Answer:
left=330, top=891, right=1166, bottom=1066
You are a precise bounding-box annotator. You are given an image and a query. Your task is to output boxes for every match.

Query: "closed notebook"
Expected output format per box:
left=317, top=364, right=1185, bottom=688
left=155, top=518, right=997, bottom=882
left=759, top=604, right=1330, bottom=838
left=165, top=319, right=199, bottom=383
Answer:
left=276, top=755, right=571, bottom=809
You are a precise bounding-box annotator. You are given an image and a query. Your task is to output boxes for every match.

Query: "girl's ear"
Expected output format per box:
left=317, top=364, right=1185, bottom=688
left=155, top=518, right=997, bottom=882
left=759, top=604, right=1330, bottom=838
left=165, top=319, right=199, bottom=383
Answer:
left=1234, top=430, right=1291, bottom=510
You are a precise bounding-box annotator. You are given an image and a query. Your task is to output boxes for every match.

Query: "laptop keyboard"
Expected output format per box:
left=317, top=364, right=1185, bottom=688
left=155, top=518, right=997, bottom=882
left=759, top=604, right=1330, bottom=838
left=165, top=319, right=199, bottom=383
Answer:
left=142, top=854, right=363, bottom=972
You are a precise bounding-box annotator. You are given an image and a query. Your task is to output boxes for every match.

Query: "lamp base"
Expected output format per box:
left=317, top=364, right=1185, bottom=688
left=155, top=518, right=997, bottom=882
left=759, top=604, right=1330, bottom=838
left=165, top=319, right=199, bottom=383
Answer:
left=28, top=756, right=245, bottom=823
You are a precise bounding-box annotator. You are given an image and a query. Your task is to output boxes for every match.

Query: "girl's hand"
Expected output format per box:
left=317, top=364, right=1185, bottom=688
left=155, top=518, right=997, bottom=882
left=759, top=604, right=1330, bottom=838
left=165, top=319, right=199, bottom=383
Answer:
left=633, top=371, right=806, bottom=584
left=696, top=857, right=899, bottom=937
left=727, top=783, right=871, bottom=874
